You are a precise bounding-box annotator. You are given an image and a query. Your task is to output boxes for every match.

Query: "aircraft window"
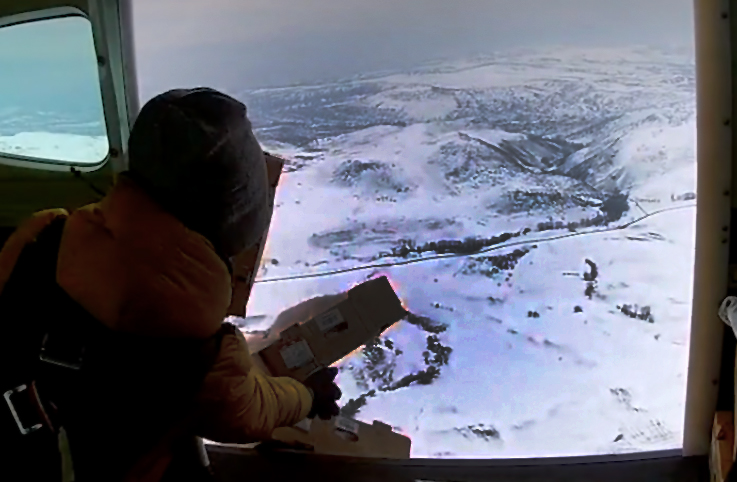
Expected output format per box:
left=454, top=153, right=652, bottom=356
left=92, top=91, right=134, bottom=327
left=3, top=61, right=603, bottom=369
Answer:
left=134, top=0, right=696, bottom=458
left=0, top=15, right=108, bottom=164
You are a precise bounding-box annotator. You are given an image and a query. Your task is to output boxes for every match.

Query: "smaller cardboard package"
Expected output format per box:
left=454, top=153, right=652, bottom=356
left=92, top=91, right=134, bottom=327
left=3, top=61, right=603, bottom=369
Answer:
left=270, top=415, right=411, bottom=459
left=255, top=275, right=408, bottom=382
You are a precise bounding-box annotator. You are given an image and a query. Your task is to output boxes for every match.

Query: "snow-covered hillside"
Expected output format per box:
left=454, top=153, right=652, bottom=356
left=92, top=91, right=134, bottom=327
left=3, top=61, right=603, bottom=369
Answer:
left=0, top=131, right=108, bottom=163
left=239, top=46, right=697, bottom=458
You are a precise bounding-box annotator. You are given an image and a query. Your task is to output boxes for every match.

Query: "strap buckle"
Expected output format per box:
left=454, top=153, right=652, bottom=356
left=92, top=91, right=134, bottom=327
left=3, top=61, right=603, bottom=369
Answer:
left=3, top=383, right=46, bottom=435
left=39, top=332, right=84, bottom=370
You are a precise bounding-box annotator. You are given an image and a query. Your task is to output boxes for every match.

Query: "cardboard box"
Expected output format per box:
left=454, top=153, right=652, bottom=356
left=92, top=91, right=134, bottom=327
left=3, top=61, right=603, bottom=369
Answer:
left=241, top=276, right=411, bottom=459
left=269, top=416, right=411, bottom=459
left=227, top=153, right=284, bottom=317
left=255, top=275, right=408, bottom=382
left=711, top=411, right=734, bottom=482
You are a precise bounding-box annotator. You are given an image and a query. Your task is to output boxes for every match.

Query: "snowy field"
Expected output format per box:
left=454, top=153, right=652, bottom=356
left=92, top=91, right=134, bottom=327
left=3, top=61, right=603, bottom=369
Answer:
left=0, top=46, right=696, bottom=459
left=0, top=131, right=108, bottom=163
left=239, top=46, right=697, bottom=458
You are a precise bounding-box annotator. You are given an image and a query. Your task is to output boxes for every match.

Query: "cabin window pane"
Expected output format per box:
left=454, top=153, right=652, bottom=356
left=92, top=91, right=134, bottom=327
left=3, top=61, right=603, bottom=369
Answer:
left=0, top=15, right=108, bottom=164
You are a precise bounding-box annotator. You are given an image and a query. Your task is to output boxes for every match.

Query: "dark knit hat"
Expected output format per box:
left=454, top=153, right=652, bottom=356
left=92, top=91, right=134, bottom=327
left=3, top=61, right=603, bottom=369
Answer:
left=126, top=87, right=270, bottom=262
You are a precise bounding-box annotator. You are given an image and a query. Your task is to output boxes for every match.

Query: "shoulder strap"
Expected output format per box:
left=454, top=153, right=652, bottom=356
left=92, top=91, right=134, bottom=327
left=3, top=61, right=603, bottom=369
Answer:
left=0, top=209, right=68, bottom=295
left=0, top=214, right=69, bottom=482
left=0, top=212, right=68, bottom=385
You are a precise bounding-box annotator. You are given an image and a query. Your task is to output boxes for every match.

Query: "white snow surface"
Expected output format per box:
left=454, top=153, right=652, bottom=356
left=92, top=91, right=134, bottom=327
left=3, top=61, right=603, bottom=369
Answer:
left=241, top=47, right=697, bottom=459
left=248, top=207, right=693, bottom=458
left=0, top=131, right=108, bottom=163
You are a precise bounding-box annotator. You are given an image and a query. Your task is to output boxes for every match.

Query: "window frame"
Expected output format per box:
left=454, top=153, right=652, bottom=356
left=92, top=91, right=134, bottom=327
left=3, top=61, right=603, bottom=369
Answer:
left=682, top=0, right=732, bottom=458
left=206, top=446, right=707, bottom=482
left=0, top=5, right=122, bottom=171
left=122, top=0, right=731, bottom=475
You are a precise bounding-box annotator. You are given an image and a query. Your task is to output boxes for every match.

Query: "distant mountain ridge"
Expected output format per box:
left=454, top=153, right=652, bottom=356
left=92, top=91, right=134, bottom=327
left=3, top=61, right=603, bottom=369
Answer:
left=240, top=47, right=694, bottom=199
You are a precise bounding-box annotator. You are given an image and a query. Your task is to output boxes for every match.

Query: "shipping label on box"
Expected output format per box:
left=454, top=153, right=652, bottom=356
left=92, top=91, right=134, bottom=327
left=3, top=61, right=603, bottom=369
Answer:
left=314, top=308, right=347, bottom=334
left=334, top=416, right=360, bottom=442
left=279, top=340, right=315, bottom=369
left=256, top=322, right=322, bottom=380
left=305, top=300, right=371, bottom=366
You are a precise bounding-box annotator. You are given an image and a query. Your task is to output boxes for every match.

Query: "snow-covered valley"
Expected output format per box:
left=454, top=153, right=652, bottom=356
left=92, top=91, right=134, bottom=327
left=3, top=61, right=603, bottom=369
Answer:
left=237, top=46, right=697, bottom=458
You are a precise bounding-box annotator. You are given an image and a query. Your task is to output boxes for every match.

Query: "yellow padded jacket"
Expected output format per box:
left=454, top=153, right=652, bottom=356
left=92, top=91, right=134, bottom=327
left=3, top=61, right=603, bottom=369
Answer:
left=0, top=175, right=313, bottom=447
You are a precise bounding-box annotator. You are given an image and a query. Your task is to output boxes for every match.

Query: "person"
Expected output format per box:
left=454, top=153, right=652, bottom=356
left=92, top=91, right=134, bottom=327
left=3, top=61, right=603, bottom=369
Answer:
left=0, top=88, right=341, bottom=482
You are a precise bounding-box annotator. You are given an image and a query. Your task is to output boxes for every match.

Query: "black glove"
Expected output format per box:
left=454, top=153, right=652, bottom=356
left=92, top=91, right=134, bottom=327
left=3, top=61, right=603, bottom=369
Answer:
left=303, top=367, right=342, bottom=420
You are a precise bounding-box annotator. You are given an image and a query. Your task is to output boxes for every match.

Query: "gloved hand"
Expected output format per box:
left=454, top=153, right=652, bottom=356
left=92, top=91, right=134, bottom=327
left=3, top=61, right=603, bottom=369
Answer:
left=303, top=367, right=342, bottom=420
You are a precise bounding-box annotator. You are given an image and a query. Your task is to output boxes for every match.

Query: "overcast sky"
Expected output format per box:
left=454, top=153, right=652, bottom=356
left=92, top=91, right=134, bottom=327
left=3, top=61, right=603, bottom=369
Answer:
left=131, top=0, right=694, bottom=99
left=0, top=16, right=104, bottom=116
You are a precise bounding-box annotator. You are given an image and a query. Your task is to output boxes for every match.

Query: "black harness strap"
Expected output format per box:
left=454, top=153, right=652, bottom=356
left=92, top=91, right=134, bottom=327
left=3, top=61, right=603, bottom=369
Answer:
left=0, top=217, right=225, bottom=482
left=0, top=217, right=68, bottom=481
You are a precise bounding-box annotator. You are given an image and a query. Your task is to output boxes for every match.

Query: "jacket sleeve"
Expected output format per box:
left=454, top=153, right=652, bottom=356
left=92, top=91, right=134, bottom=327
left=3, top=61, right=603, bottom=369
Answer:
left=193, top=325, right=314, bottom=443
left=0, top=209, right=69, bottom=294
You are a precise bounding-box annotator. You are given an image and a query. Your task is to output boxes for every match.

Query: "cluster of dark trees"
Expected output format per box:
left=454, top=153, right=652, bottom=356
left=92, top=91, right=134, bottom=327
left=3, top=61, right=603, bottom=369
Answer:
left=423, top=335, right=453, bottom=367
left=536, top=191, right=631, bottom=233
left=340, top=313, right=453, bottom=418
left=462, top=248, right=531, bottom=278
left=537, top=214, right=608, bottom=233
left=455, top=424, right=502, bottom=441
left=618, top=304, right=655, bottom=323
left=390, top=192, right=630, bottom=260
left=404, top=312, right=448, bottom=334
left=392, top=229, right=529, bottom=258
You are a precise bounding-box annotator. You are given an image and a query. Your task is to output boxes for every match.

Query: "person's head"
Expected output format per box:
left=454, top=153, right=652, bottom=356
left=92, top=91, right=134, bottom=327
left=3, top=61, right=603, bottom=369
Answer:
left=124, top=87, right=270, bottom=266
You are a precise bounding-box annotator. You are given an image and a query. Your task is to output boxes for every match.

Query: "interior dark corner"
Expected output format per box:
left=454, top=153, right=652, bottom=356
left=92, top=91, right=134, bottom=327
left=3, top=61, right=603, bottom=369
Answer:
left=0, top=0, right=733, bottom=481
